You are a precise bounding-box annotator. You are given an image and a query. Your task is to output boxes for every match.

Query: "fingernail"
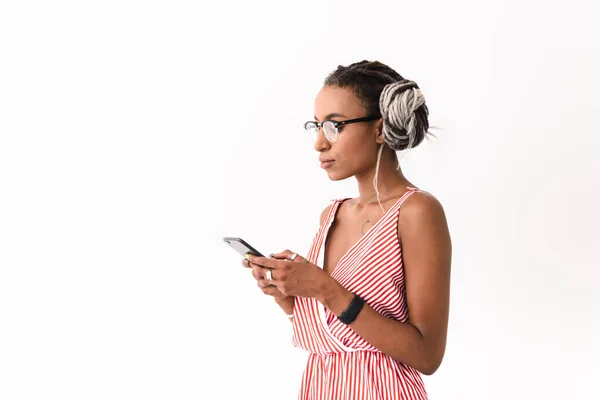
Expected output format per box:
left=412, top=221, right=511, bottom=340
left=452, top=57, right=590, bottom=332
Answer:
left=268, top=253, right=275, bottom=258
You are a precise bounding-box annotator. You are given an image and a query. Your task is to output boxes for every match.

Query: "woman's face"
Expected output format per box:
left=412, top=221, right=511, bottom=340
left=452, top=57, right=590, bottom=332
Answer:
left=313, top=85, right=381, bottom=181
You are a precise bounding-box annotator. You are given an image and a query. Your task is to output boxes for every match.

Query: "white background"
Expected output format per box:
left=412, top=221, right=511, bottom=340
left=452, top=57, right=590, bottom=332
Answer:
left=1, top=0, right=599, bottom=399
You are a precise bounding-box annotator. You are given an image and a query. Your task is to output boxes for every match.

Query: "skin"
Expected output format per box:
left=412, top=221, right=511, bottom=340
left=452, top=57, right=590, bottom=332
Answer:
left=241, top=85, right=452, bottom=375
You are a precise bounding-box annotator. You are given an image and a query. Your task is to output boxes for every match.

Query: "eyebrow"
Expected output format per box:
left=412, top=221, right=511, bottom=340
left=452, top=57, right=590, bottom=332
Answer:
left=314, top=112, right=347, bottom=122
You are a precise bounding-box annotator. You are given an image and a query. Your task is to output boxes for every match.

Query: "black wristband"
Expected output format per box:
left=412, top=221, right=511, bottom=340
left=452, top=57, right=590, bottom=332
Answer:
left=337, top=293, right=365, bottom=325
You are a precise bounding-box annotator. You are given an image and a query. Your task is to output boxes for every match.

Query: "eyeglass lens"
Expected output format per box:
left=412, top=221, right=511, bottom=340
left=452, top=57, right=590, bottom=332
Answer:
left=305, top=121, right=338, bottom=142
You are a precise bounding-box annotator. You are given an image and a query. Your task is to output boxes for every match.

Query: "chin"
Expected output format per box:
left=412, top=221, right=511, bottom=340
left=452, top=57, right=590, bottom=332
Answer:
left=325, top=169, right=352, bottom=181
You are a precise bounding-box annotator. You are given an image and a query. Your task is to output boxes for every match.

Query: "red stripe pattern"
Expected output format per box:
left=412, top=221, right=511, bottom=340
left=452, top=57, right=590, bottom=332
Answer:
left=292, top=188, right=428, bottom=400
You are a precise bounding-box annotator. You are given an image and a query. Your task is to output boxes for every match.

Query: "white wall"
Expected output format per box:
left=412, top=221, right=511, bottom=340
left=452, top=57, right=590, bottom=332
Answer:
left=1, top=1, right=599, bottom=399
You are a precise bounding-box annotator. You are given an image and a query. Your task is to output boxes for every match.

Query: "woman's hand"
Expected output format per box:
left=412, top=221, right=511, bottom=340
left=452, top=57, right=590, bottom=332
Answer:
left=245, top=250, right=332, bottom=299
left=242, top=253, right=288, bottom=298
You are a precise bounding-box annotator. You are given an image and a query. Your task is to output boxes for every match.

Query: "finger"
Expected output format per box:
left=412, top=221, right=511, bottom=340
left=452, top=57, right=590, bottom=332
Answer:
left=246, top=254, right=277, bottom=269
left=251, top=265, right=266, bottom=280
left=261, top=285, right=284, bottom=297
left=256, top=273, right=279, bottom=288
left=268, top=251, right=289, bottom=260
left=273, top=249, right=309, bottom=263
left=242, top=258, right=251, bottom=268
left=266, top=280, right=287, bottom=296
left=253, top=265, right=279, bottom=282
left=257, top=278, right=274, bottom=289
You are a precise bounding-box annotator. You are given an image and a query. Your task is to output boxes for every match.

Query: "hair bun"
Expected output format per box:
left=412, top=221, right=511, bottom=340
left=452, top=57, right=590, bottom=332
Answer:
left=379, top=79, right=429, bottom=151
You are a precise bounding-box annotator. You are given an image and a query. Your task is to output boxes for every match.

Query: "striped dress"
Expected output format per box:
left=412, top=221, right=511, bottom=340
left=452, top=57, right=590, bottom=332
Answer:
left=291, top=188, right=428, bottom=400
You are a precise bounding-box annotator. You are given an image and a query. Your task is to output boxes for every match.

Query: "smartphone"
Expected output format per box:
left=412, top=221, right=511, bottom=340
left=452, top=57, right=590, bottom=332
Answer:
left=223, top=237, right=265, bottom=258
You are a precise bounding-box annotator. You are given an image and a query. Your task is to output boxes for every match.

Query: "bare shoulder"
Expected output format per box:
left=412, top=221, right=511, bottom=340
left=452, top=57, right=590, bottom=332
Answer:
left=398, top=190, right=448, bottom=232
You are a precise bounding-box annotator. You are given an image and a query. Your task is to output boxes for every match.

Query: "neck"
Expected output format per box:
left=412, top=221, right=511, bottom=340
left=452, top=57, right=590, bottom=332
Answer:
left=354, top=149, right=410, bottom=207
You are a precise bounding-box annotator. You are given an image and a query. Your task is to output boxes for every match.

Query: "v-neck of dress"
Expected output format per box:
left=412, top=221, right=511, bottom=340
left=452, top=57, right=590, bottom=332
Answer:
left=319, top=188, right=416, bottom=278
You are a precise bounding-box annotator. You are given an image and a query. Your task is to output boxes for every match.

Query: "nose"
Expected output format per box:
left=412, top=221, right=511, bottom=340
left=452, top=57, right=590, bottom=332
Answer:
left=313, top=127, right=330, bottom=152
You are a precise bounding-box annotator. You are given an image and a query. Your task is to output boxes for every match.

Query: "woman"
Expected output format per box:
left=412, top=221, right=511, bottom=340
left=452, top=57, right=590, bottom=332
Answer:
left=243, top=60, right=452, bottom=400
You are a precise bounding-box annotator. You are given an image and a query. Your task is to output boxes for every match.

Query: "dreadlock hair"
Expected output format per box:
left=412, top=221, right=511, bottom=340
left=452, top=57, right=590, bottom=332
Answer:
left=324, top=60, right=434, bottom=211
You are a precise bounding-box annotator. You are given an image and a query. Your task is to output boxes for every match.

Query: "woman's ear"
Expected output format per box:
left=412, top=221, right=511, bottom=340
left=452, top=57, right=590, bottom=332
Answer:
left=375, top=119, right=385, bottom=144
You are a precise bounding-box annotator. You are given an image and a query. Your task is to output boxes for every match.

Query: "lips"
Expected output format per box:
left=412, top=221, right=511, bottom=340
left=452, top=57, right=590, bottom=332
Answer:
left=319, top=158, right=335, bottom=169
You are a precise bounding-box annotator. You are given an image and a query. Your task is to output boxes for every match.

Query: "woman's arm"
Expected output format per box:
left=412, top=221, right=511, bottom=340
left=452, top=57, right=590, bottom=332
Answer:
left=317, top=192, right=452, bottom=375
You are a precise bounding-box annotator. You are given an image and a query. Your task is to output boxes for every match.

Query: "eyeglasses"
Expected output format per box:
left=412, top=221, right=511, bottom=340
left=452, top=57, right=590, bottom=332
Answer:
left=303, top=115, right=380, bottom=143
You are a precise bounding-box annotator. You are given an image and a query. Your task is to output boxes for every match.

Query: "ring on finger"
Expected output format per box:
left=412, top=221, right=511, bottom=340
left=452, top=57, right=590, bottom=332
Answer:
left=265, top=269, right=272, bottom=281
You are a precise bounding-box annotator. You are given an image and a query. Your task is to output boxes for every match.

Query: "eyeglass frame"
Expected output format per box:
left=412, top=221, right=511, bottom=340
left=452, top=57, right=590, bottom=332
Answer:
left=303, top=115, right=381, bottom=142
